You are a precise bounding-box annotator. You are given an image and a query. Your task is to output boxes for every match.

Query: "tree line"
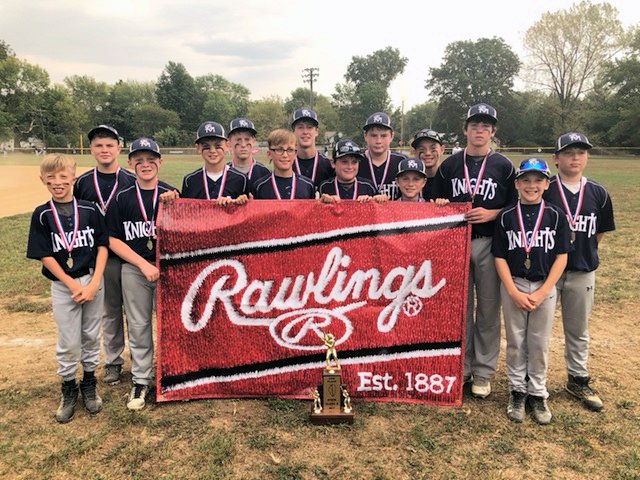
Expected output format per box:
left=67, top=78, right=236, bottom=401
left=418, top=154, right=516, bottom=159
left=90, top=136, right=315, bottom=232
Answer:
left=1, top=1, right=637, bottom=150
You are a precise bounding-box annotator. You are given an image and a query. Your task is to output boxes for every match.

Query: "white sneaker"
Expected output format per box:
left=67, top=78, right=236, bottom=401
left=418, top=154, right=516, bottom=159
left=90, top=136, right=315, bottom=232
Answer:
left=471, top=377, right=491, bottom=398
left=127, top=383, right=149, bottom=411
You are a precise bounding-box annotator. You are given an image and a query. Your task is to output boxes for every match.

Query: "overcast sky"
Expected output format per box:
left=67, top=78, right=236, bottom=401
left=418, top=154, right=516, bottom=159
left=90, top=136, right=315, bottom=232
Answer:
left=2, top=0, right=638, bottom=111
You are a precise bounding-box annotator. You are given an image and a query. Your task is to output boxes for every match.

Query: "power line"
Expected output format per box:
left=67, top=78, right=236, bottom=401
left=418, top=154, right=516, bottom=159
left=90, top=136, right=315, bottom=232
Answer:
left=302, top=67, right=319, bottom=107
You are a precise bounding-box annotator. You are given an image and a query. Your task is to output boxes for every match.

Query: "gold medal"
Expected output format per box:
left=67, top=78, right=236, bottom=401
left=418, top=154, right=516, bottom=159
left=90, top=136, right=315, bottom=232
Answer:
left=67, top=256, right=73, bottom=268
left=147, top=238, right=153, bottom=251
left=570, top=230, right=576, bottom=243
left=524, top=256, right=531, bottom=270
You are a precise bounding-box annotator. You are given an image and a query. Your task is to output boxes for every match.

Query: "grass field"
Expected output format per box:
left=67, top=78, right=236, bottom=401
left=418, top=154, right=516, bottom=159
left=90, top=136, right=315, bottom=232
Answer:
left=0, top=153, right=638, bottom=479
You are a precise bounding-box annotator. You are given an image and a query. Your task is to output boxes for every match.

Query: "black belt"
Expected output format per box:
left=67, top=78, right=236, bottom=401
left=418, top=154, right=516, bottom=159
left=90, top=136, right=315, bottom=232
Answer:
left=471, top=234, right=491, bottom=240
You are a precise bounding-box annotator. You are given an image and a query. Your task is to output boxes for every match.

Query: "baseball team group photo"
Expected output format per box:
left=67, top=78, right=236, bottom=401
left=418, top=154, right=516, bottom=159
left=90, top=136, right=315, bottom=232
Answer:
left=1, top=1, right=639, bottom=478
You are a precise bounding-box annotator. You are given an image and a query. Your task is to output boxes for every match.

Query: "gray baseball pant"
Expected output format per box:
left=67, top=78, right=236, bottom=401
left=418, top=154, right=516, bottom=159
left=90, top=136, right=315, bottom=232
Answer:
left=102, top=256, right=125, bottom=366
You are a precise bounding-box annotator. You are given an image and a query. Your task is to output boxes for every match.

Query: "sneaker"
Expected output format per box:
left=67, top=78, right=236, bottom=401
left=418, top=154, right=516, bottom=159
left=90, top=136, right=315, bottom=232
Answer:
left=471, top=377, right=491, bottom=398
left=566, top=375, right=603, bottom=412
left=528, top=395, right=552, bottom=425
left=127, top=383, right=149, bottom=411
left=506, top=390, right=527, bottom=423
left=103, top=364, right=122, bottom=385
left=55, top=381, right=79, bottom=423
left=80, top=376, right=103, bottom=414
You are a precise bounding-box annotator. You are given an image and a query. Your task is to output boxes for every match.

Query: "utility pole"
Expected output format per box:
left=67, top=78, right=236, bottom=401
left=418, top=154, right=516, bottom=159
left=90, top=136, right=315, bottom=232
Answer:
left=302, top=67, right=319, bottom=107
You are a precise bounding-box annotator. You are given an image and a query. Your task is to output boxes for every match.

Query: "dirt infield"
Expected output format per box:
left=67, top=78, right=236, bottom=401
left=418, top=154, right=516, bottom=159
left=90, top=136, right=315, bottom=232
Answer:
left=0, top=165, right=90, bottom=217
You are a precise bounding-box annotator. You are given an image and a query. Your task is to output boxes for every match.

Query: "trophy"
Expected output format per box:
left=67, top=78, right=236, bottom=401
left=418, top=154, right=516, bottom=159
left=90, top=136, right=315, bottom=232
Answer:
left=309, top=332, right=354, bottom=425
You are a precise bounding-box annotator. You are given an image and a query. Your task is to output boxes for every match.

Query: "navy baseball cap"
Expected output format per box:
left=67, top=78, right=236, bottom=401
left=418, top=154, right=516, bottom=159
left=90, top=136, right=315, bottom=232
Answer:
left=411, top=129, right=443, bottom=148
left=229, top=117, right=257, bottom=136
left=364, top=112, right=393, bottom=131
left=88, top=124, right=119, bottom=141
left=555, top=132, right=593, bottom=153
left=333, top=138, right=365, bottom=160
left=466, top=103, right=498, bottom=124
left=396, top=158, right=427, bottom=178
left=129, top=138, right=161, bottom=158
left=196, top=121, right=227, bottom=142
left=291, top=108, right=318, bottom=127
left=515, top=158, right=551, bottom=179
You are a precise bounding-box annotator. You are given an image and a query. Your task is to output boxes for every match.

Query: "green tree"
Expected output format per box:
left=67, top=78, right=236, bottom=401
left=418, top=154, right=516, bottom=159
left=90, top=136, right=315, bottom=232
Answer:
left=38, top=85, right=84, bottom=147
left=130, top=104, right=180, bottom=139
left=156, top=61, right=203, bottom=132
left=102, top=80, right=156, bottom=141
left=404, top=101, right=439, bottom=142
left=346, top=47, right=408, bottom=89
left=63, top=75, right=111, bottom=130
left=523, top=1, right=626, bottom=130
left=426, top=37, right=520, bottom=138
left=196, top=74, right=250, bottom=122
left=246, top=96, right=287, bottom=141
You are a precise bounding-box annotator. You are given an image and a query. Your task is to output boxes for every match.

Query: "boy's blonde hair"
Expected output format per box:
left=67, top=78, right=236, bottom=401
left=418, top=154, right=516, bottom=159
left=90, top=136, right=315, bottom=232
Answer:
left=40, top=154, right=76, bottom=176
left=267, top=129, right=296, bottom=147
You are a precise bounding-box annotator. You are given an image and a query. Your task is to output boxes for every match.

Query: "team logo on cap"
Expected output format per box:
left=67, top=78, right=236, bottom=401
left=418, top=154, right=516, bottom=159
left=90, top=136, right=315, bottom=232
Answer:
left=204, top=124, right=216, bottom=133
left=140, top=139, right=151, bottom=147
left=478, top=105, right=490, bottom=114
left=569, top=133, right=582, bottom=141
left=373, top=114, right=384, bottom=123
left=408, top=159, right=419, bottom=168
left=239, top=120, right=249, bottom=127
left=302, top=109, right=311, bottom=117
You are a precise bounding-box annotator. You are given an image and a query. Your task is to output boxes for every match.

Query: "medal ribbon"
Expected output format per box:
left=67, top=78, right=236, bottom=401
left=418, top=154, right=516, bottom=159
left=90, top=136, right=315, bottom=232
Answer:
left=92, top=167, right=120, bottom=212
left=334, top=178, right=358, bottom=200
left=365, top=150, right=391, bottom=191
left=556, top=175, right=586, bottom=231
left=516, top=200, right=546, bottom=259
left=232, top=159, right=255, bottom=180
left=295, top=151, right=319, bottom=183
left=134, top=181, right=158, bottom=230
left=49, top=198, right=79, bottom=262
left=270, top=173, right=296, bottom=200
left=202, top=166, right=229, bottom=200
left=462, top=148, right=490, bottom=200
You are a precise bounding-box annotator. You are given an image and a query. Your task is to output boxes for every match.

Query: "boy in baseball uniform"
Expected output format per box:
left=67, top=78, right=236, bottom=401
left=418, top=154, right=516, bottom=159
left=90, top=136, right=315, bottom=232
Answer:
left=291, top=107, right=334, bottom=189
left=410, top=129, right=445, bottom=200
left=27, top=154, right=109, bottom=422
left=227, top=117, right=270, bottom=184
left=493, top=158, right=570, bottom=424
left=543, top=132, right=615, bottom=412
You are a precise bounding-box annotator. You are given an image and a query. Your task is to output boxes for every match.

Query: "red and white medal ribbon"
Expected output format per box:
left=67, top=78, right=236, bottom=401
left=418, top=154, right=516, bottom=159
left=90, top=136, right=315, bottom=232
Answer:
left=365, top=150, right=391, bottom=191
left=295, top=151, right=318, bottom=183
left=93, top=167, right=120, bottom=212
left=271, top=173, right=296, bottom=200
left=334, top=177, right=358, bottom=200
left=232, top=159, right=255, bottom=180
left=202, top=166, right=229, bottom=200
left=556, top=175, right=586, bottom=235
left=135, top=181, right=158, bottom=248
left=516, top=200, right=545, bottom=268
left=49, top=198, right=79, bottom=268
left=462, top=148, right=490, bottom=200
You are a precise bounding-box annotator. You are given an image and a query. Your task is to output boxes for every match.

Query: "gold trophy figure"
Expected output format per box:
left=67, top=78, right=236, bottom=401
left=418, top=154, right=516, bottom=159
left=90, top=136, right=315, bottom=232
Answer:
left=309, top=332, right=355, bottom=424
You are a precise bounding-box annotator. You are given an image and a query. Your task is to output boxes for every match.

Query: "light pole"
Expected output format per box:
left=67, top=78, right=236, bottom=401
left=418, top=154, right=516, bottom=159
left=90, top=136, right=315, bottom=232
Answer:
left=302, top=67, right=319, bottom=107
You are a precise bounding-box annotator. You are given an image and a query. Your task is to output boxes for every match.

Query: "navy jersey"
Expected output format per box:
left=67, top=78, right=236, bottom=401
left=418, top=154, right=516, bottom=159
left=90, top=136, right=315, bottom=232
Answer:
left=294, top=152, right=334, bottom=188
left=252, top=173, right=315, bottom=199
left=357, top=151, right=404, bottom=199
left=422, top=176, right=437, bottom=201
left=106, top=181, right=177, bottom=262
left=181, top=166, right=249, bottom=200
left=318, top=177, right=378, bottom=199
left=430, top=150, right=517, bottom=237
left=492, top=201, right=571, bottom=280
left=74, top=167, right=136, bottom=214
left=27, top=199, right=109, bottom=281
left=228, top=159, right=271, bottom=184
left=543, top=176, right=615, bottom=272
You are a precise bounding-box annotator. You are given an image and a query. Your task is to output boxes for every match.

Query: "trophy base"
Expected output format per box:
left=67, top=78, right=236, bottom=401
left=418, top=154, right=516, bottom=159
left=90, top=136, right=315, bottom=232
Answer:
left=309, top=407, right=355, bottom=425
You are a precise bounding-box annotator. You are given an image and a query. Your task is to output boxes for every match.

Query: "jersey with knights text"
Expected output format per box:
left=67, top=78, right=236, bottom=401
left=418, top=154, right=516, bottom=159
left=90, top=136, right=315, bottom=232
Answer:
left=74, top=167, right=136, bottom=215
left=27, top=199, right=109, bottom=281
left=492, top=201, right=571, bottom=280
left=430, top=150, right=517, bottom=237
left=543, top=175, right=615, bottom=272
left=181, top=166, right=249, bottom=200
left=106, top=181, right=177, bottom=262
left=252, top=173, right=315, bottom=199
left=294, top=152, right=334, bottom=189
left=357, top=151, right=404, bottom=200
left=318, top=177, right=378, bottom=200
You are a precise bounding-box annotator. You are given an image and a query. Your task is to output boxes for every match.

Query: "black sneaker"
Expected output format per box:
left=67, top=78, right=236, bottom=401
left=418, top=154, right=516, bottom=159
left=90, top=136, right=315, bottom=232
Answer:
left=103, top=364, right=122, bottom=385
left=528, top=395, right=552, bottom=425
left=127, top=383, right=149, bottom=411
left=506, top=390, right=527, bottom=423
left=80, top=376, right=103, bottom=414
left=55, top=381, right=79, bottom=423
left=566, top=375, right=603, bottom=412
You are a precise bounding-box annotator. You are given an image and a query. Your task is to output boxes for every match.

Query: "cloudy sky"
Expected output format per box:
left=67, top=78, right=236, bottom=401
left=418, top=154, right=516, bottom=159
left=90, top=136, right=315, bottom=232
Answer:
left=1, top=0, right=638, bottom=110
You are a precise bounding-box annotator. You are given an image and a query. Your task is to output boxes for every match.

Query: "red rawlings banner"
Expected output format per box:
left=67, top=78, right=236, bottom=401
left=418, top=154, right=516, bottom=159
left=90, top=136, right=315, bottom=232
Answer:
left=156, top=199, right=470, bottom=405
